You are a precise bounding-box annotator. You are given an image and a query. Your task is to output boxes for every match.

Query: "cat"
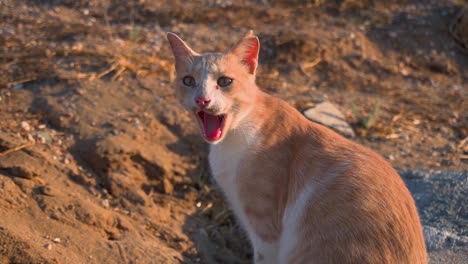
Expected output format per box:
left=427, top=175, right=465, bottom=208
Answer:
left=167, top=31, right=427, bottom=264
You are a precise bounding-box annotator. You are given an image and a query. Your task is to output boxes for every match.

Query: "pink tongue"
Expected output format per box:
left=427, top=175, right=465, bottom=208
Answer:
left=203, top=113, right=221, bottom=140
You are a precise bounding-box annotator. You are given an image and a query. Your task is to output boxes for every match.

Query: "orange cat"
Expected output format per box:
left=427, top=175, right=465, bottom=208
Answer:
left=167, top=31, right=427, bottom=264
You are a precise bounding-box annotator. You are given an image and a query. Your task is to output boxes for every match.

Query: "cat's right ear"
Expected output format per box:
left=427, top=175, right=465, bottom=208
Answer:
left=166, top=32, right=199, bottom=66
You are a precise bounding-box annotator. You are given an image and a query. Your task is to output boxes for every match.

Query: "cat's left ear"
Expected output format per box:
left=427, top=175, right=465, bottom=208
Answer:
left=166, top=32, right=199, bottom=67
left=229, top=30, right=260, bottom=75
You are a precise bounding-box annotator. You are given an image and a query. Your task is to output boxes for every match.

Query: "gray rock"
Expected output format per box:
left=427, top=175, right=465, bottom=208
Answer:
left=400, top=170, right=468, bottom=260
left=303, top=101, right=355, bottom=138
left=400, top=170, right=467, bottom=241
left=424, top=225, right=468, bottom=251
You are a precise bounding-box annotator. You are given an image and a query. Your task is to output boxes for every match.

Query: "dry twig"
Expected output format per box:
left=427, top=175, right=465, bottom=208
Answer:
left=0, top=142, right=35, bottom=157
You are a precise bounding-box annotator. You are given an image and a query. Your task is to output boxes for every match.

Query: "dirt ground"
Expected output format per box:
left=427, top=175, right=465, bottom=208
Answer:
left=0, top=0, right=467, bottom=263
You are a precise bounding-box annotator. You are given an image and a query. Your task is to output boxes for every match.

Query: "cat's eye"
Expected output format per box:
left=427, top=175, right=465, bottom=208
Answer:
left=217, top=76, right=233, bottom=87
left=182, top=76, right=195, bottom=87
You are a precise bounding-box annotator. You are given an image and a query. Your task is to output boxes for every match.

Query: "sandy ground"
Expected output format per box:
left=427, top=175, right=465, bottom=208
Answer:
left=0, top=0, right=467, bottom=263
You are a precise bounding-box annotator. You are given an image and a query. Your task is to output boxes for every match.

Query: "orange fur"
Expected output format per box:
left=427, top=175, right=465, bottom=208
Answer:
left=167, top=31, right=427, bottom=264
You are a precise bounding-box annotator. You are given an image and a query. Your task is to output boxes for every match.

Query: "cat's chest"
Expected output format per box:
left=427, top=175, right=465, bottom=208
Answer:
left=208, top=134, right=253, bottom=227
left=209, top=138, right=247, bottom=187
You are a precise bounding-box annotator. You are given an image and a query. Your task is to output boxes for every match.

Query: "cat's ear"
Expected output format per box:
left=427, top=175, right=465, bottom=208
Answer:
left=166, top=32, right=199, bottom=66
left=229, top=30, right=260, bottom=75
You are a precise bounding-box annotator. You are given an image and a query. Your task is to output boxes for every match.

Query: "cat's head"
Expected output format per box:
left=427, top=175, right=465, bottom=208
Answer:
left=167, top=31, right=260, bottom=144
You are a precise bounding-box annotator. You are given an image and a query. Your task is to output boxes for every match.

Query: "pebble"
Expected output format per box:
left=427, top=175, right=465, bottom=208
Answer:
left=37, top=134, right=47, bottom=144
left=400, top=68, right=410, bottom=76
left=53, top=238, right=61, bottom=243
left=20, top=121, right=31, bottom=131
left=44, top=243, right=52, bottom=250
left=303, top=101, right=356, bottom=138
left=101, top=199, right=110, bottom=208
left=34, top=131, right=52, bottom=143
left=38, top=185, right=55, bottom=196
left=75, top=88, right=85, bottom=95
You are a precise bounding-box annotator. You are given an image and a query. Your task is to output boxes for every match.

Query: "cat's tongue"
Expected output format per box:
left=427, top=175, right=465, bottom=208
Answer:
left=203, top=113, right=222, bottom=140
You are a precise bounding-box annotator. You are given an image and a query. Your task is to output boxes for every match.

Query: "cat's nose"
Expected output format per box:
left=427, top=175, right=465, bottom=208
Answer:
left=195, top=97, right=211, bottom=108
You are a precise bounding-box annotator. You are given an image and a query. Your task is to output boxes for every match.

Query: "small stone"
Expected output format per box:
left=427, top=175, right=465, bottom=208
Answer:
left=34, top=131, right=52, bottom=143
left=37, top=124, right=46, bottom=129
left=400, top=68, right=410, bottom=76
left=38, top=185, right=55, bottom=196
left=53, top=238, right=61, bottom=243
left=303, top=101, right=355, bottom=138
left=44, top=243, right=52, bottom=250
left=49, top=212, right=60, bottom=220
left=76, top=88, right=85, bottom=95
left=106, top=229, right=121, bottom=240
left=37, top=135, right=47, bottom=144
left=101, top=199, right=110, bottom=208
left=20, top=121, right=31, bottom=131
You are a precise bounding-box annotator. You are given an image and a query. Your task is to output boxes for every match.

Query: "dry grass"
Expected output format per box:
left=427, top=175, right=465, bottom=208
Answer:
left=0, top=2, right=172, bottom=89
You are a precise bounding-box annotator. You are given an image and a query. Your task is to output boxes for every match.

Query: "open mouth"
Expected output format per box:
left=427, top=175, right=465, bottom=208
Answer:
left=196, top=111, right=227, bottom=142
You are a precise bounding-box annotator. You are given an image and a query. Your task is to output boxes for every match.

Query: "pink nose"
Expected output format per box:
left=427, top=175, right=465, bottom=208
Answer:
left=195, top=97, right=211, bottom=107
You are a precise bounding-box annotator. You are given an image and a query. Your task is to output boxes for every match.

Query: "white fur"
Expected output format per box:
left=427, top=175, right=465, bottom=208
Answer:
left=278, top=182, right=316, bottom=264
left=209, top=125, right=278, bottom=263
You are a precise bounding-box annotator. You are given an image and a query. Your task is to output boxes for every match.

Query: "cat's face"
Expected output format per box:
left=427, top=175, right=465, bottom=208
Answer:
left=167, top=31, right=260, bottom=144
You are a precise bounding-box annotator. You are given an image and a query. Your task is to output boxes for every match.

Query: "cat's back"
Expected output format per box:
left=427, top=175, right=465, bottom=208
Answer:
left=281, top=120, right=428, bottom=263
left=255, top=95, right=427, bottom=263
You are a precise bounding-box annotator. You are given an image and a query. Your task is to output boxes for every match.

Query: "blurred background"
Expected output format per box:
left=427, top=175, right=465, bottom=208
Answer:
left=0, top=0, right=467, bottom=263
